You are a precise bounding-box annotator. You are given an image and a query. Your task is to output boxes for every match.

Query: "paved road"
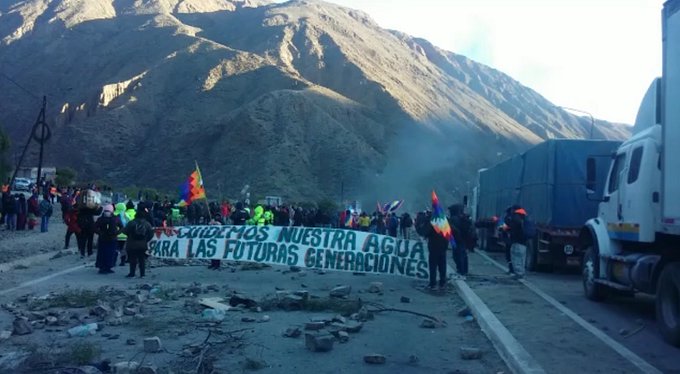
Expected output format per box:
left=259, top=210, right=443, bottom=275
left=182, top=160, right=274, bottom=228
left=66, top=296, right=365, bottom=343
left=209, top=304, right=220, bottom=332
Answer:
left=483, top=250, right=680, bottom=373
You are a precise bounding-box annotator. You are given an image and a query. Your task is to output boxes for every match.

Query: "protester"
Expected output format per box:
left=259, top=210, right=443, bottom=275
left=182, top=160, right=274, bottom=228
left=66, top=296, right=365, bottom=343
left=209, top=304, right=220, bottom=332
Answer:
left=416, top=210, right=449, bottom=290
left=38, top=195, right=53, bottom=233
left=115, top=201, right=136, bottom=266
left=387, top=213, right=399, bottom=237
left=27, top=193, right=39, bottom=230
left=207, top=202, right=247, bottom=270
left=358, top=212, right=371, bottom=231
left=64, top=204, right=81, bottom=249
left=124, top=205, right=154, bottom=278
left=77, top=200, right=102, bottom=258
left=94, top=204, right=123, bottom=274
left=449, top=204, right=476, bottom=277
left=400, top=212, right=413, bottom=239
left=501, top=205, right=522, bottom=274
left=16, top=194, right=27, bottom=230
left=509, top=207, right=528, bottom=279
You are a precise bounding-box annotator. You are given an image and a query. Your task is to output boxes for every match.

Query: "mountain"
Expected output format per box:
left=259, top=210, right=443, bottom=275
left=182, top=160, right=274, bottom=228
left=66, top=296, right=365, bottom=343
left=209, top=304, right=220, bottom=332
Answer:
left=0, top=0, right=630, bottom=207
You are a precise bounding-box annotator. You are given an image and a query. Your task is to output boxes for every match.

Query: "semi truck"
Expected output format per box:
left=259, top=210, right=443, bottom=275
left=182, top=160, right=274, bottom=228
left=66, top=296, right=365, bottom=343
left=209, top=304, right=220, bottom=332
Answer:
left=579, top=0, right=680, bottom=346
left=476, top=139, right=620, bottom=271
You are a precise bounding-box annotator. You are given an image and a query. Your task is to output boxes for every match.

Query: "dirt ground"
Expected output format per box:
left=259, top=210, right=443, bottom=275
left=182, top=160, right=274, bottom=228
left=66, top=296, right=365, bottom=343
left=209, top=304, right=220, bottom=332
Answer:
left=0, top=220, right=509, bottom=374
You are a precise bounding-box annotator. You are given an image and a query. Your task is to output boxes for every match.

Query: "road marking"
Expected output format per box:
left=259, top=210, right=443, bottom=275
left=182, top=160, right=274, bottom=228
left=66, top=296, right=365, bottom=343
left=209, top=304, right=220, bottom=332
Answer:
left=0, top=263, right=90, bottom=297
left=449, top=265, right=545, bottom=374
left=475, top=251, right=662, bottom=374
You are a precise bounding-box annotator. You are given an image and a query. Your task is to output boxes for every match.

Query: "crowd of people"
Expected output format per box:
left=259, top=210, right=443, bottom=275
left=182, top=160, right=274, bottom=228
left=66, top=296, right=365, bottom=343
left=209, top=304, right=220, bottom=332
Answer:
left=3, top=182, right=527, bottom=290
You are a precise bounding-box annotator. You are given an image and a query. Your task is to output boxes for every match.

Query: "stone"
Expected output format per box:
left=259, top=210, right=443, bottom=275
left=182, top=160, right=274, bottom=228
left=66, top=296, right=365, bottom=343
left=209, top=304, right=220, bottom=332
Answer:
left=126, top=339, right=136, bottom=345
left=400, top=296, right=411, bottom=303
left=332, top=315, right=347, bottom=324
left=330, top=285, right=351, bottom=298
left=123, top=308, right=137, bottom=316
left=367, top=282, right=384, bottom=293
left=283, top=327, right=301, bottom=338
left=27, top=311, right=46, bottom=321
left=206, top=284, right=220, bottom=292
left=73, top=366, right=103, bottom=374
left=619, top=328, right=629, bottom=336
left=92, top=303, right=112, bottom=318
left=460, top=347, right=483, bottom=360
left=420, top=319, right=436, bottom=329
left=305, top=333, right=334, bottom=352
left=108, top=318, right=124, bottom=326
left=331, top=321, right=363, bottom=333
left=139, top=284, right=153, bottom=290
left=259, top=315, right=270, bottom=323
left=241, top=317, right=256, bottom=323
left=408, top=355, right=419, bottom=364
left=337, top=331, right=349, bottom=343
left=229, top=294, right=258, bottom=308
left=355, top=306, right=374, bottom=321
left=135, top=294, right=147, bottom=303
left=12, top=318, right=33, bottom=335
left=108, top=334, right=120, bottom=340
left=457, top=306, right=471, bottom=317
left=45, top=316, right=58, bottom=325
left=289, top=266, right=302, bottom=272
left=137, top=365, right=158, bottom=374
left=0, top=330, right=11, bottom=341
left=363, top=354, right=386, bottom=364
left=143, top=336, right=162, bottom=353
left=304, top=321, right=326, bottom=331
left=112, top=361, right=139, bottom=374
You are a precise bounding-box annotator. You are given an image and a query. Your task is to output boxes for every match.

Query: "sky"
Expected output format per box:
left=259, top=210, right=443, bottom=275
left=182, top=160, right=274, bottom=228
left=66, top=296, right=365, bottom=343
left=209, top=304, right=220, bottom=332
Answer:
left=294, top=0, right=664, bottom=124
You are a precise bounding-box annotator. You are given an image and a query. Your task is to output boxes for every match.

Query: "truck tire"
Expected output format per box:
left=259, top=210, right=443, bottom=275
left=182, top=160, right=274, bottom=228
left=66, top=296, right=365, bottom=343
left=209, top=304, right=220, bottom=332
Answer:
left=526, top=238, right=538, bottom=272
left=656, top=263, right=680, bottom=346
left=583, top=246, right=606, bottom=301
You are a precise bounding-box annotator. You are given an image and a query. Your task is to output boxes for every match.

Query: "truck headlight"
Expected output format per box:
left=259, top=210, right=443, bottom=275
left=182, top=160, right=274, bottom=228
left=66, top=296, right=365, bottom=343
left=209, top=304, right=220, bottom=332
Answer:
left=563, top=245, right=574, bottom=255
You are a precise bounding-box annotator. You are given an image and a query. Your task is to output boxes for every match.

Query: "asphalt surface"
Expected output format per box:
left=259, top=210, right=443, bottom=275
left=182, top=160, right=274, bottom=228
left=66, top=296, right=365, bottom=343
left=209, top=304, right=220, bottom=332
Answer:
left=483, top=249, right=680, bottom=373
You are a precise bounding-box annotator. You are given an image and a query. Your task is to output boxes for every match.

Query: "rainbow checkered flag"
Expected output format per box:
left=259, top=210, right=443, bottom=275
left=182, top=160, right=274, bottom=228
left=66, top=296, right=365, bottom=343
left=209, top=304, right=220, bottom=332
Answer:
left=430, top=190, right=456, bottom=249
left=178, top=162, right=207, bottom=206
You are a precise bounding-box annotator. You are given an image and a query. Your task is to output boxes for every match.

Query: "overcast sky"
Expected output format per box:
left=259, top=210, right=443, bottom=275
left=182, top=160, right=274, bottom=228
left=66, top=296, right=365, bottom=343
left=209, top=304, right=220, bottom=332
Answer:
left=306, top=0, right=664, bottom=124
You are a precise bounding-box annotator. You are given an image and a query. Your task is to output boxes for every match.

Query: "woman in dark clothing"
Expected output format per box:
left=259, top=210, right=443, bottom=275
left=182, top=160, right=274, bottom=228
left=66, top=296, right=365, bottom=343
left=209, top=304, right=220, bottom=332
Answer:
left=94, top=204, right=123, bottom=274
left=16, top=194, right=27, bottom=230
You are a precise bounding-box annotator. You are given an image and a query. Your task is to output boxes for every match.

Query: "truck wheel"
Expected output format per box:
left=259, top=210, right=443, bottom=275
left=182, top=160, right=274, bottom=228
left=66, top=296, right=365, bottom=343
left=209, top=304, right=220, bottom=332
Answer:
left=656, top=263, right=680, bottom=346
left=526, top=239, right=538, bottom=272
left=583, top=246, right=605, bottom=301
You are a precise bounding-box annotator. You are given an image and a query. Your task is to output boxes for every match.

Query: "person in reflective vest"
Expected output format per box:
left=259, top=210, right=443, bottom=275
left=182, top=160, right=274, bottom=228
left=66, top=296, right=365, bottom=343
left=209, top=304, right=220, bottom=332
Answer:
left=247, top=205, right=266, bottom=226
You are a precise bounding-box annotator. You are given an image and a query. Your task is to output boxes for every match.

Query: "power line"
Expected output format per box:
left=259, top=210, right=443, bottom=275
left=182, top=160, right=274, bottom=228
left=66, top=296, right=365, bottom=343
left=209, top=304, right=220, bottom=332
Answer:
left=0, top=71, right=41, bottom=101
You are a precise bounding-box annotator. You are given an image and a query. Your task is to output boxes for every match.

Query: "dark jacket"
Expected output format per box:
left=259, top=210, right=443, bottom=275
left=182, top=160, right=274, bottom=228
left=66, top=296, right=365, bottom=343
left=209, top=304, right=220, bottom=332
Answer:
left=230, top=208, right=249, bottom=226
left=450, top=213, right=477, bottom=249
left=95, top=214, right=123, bottom=242
left=508, top=214, right=526, bottom=245
left=421, top=220, right=450, bottom=252
left=124, top=217, right=154, bottom=251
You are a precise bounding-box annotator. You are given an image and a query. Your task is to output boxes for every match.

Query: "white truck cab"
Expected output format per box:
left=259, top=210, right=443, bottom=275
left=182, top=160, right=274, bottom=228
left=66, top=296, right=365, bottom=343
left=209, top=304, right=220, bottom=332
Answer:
left=579, top=0, right=680, bottom=346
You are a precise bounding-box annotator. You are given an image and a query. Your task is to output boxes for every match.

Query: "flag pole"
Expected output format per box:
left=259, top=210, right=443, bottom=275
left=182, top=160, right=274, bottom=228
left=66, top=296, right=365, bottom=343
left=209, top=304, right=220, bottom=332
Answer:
left=195, top=161, right=212, bottom=223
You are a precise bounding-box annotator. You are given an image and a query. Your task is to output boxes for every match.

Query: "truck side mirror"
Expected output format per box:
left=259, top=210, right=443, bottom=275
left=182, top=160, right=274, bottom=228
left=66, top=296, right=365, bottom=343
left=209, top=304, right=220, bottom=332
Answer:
left=586, top=157, right=597, bottom=194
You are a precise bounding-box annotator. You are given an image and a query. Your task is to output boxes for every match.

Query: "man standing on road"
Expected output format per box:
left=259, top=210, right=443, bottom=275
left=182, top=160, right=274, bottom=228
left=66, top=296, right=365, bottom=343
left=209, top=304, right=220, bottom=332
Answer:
left=124, top=206, right=154, bottom=278
left=39, top=194, right=53, bottom=233
left=417, top=211, right=449, bottom=290
left=449, top=204, right=476, bottom=277
left=509, top=208, right=528, bottom=279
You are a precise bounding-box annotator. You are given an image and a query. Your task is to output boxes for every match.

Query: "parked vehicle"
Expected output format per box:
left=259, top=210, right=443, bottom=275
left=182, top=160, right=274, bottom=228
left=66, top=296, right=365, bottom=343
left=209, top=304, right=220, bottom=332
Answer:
left=579, top=0, right=680, bottom=346
left=12, top=177, right=32, bottom=191
left=475, top=139, right=620, bottom=270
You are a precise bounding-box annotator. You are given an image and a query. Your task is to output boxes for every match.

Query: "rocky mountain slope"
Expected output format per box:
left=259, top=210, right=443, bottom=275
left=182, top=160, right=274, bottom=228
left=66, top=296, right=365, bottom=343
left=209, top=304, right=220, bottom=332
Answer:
left=0, top=0, right=629, bottom=207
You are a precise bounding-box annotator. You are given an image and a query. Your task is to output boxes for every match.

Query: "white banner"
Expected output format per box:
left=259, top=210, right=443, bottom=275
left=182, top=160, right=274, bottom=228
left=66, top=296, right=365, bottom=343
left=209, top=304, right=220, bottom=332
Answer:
left=150, top=226, right=429, bottom=280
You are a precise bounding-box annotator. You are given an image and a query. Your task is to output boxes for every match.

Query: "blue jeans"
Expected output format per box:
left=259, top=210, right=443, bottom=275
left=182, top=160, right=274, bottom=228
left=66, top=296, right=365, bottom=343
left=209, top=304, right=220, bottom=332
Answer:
left=453, top=244, right=468, bottom=275
left=6, top=214, right=17, bottom=231
left=40, top=215, right=49, bottom=232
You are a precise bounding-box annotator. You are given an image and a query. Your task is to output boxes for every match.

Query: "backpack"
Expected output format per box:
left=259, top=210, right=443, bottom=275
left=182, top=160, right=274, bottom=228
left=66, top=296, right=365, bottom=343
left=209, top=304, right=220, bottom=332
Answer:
left=128, top=219, right=150, bottom=241
left=100, top=216, right=118, bottom=238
